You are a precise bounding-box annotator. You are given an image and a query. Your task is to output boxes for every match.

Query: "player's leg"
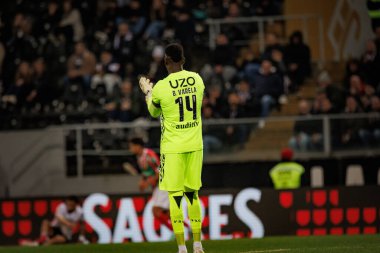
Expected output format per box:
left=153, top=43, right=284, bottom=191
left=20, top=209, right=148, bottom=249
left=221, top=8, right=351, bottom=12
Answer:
left=159, top=153, right=187, bottom=252
left=153, top=206, right=172, bottom=230
left=152, top=187, right=172, bottom=230
left=184, top=150, right=204, bottom=253
left=44, top=235, right=67, bottom=245
left=44, top=227, right=67, bottom=245
left=184, top=188, right=202, bottom=251
left=38, top=219, right=50, bottom=244
left=169, top=190, right=187, bottom=252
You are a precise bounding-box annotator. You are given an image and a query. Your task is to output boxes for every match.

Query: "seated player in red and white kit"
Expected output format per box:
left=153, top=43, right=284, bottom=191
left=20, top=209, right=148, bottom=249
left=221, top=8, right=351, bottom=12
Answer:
left=37, top=196, right=88, bottom=245
left=128, top=137, right=173, bottom=231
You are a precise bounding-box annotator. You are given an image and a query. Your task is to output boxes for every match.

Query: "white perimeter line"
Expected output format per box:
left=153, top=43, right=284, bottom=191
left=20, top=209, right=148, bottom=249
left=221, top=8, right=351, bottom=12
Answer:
left=239, top=250, right=291, bottom=253
left=239, top=245, right=380, bottom=253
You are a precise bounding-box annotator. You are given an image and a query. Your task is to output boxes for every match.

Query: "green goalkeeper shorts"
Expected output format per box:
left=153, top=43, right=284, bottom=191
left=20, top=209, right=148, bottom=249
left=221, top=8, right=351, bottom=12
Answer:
left=159, top=150, right=203, bottom=192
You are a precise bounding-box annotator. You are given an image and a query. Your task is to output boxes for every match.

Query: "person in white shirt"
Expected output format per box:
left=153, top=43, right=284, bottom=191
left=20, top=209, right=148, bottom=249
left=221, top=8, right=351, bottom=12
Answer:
left=38, top=196, right=88, bottom=245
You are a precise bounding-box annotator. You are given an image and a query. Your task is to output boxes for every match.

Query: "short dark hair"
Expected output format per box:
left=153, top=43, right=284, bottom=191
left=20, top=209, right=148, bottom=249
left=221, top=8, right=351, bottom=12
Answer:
left=129, top=137, right=145, bottom=146
left=66, top=195, right=79, bottom=203
left=165, top=43, right=184, bottom=63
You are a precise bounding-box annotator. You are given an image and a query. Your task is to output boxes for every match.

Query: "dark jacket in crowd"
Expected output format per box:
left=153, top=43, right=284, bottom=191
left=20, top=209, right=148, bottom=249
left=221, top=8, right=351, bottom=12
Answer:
left=253, top=71, right=283, bottom=98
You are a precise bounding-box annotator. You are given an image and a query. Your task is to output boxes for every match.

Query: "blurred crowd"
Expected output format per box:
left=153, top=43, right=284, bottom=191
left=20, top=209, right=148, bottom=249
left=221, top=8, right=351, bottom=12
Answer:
left=1, top=0, right=379, bottom=153
left=289, top=34, right=380, bottom=151
left=0, top=0, right=284, bottom=129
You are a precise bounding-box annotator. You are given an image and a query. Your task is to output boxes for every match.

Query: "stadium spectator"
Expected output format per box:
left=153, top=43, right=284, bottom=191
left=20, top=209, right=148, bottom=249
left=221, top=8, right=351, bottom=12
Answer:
left=204, top=65, right=230, bottom=99
left=359, top=95, right=380, bottom=146
left=269, top=148, right=305, bottom=189
left=235, top=78, right=257, bottom=117
left=235, top=47, right=260, bottom=84
left=202, top=105, right=223, bottom=154
left=343, top=59, right=362, bottom=89
left=226, top=1, right=241, bottom=18
left=143, top=0, right=167, bottom=40
left=252, top=59, right=283, bottom=117
left=212, top=34, right=237, bottom=81
left=361, top=39, right=380, bottom=88
left=91, top=50, right=121, bottom=96
left=112, top=22, right=136, bottom=76
left=222, top=91, right=249, bottom=148
left=31, top=57, right=56, bottom=107
left=348, top=74, right=366, bottom=97
left=146, top=44, right=166, bottom=82
left=317, top=70, right=345, bottom=112
left=65, top=41, right=96, bottom=92
left=344, top=95, right=363, bottom=112
left=59, top=0, right=85, bottom=43
left=313, top=94, right=341, bottom=148
left=223, top=2, right=246, bottom=41
left=2, top=61, right=35, bottom=108
left=3, top=13, right=38, bottom=87
left=253, top=0, right=282, bottom=16
left=339, top=96, right=366, bottom=147
left=312, top=93, right=337, bottom=115
left=289, top=100, right=323, bottom=151
left=96, top=0, right=118, bottom=40
left=105, top=78, right=142, bottom=122
left=36, top=0, right=61, bottom=40
left=360, top=94, right=373, bottom=112
left=270, top=47, right=287, bottom=80
left=284, top=31, right=311, bottom=90
left=201, top=34, right=237, bottom=92
left=170, top=0, right=196, bottom=48
left=262, top=32, right=283, bottom=60
left=122, top=0, right=146, bottom=37
left=204, top=84, right=224, bottom=118
left=202, top=0, right=224, bottom=19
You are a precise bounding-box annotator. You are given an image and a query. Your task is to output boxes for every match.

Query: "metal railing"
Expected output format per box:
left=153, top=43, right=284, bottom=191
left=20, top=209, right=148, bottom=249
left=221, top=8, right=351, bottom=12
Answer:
left=206, top=14, right=325, bottom=63
left=57, top=113, right=380, bottom=177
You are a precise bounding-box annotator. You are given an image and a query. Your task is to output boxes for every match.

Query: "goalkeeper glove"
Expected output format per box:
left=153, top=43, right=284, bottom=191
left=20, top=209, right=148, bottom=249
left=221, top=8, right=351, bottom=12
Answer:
left=139, top=76, right=153, bottom=97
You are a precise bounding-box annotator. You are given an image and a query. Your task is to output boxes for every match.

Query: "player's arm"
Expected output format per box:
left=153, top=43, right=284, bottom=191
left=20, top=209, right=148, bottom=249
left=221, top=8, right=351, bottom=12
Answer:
left=146, top=95, right=162, bottom=118
left=78, top=213, right=89, bottom=244
left=139, top=176, right=149, bottom=192
left=139, top=77, right=161, bottom=118
left=56, top=215, right=74, bottom=228
left=147, top=154, right=160, bottom=186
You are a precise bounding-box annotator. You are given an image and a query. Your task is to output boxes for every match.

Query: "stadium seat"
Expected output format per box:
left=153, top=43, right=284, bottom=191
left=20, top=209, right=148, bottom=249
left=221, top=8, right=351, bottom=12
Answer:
left=310, top=166, right=324, bottom=187
left=345, top=165, right=364, bottom=186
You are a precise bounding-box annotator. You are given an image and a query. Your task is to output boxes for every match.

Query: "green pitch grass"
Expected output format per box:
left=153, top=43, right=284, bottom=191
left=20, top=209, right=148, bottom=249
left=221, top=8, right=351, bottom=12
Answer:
left=1, top=235, right=379, bottom=253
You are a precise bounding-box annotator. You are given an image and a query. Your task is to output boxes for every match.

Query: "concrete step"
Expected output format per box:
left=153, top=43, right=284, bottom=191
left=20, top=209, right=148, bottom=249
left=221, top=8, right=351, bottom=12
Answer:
left=262, top=120, right=294, bottom=130
left=246, top=139, right=290, bottom=150
left=298, top=84, right=317, bottom=99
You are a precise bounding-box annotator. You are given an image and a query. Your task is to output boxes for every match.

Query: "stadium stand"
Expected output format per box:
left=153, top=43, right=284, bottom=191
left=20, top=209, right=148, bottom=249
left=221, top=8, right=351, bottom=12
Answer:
left=0, top=0, right=380, bottom=155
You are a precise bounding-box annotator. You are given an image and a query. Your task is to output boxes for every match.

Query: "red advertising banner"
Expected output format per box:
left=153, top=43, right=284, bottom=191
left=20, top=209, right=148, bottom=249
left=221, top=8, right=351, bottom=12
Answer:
left=1, top=187, right=379, bottom=245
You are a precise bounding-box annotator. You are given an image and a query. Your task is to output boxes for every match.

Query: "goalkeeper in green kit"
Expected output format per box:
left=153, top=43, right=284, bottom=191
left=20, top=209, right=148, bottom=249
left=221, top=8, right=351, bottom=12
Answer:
left=139, top=43, right=205, bottom=253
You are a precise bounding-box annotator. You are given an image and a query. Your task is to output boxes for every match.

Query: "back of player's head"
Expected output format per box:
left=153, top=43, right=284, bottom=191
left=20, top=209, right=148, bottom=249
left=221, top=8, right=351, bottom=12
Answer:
left=129, top=137, right=145, bottom=147
left=66, top=195, right=79, bottom=204
left=165, top=43, right=184, bottom=63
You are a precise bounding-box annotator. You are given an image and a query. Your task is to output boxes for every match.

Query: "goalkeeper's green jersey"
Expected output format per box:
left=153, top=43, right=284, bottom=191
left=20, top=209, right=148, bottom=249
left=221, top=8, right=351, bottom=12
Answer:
left=148, top=70, right=205, bottom=154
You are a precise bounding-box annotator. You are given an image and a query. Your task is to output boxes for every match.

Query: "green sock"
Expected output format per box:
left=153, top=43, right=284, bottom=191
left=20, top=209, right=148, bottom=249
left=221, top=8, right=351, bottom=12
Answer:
left=193, top=232, right=201, bottom=242
left=175, top=233, right=185, bottom=246
left=184, top=190, right=202, bottom=241
left=169, top=191, right=185, bottom=245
